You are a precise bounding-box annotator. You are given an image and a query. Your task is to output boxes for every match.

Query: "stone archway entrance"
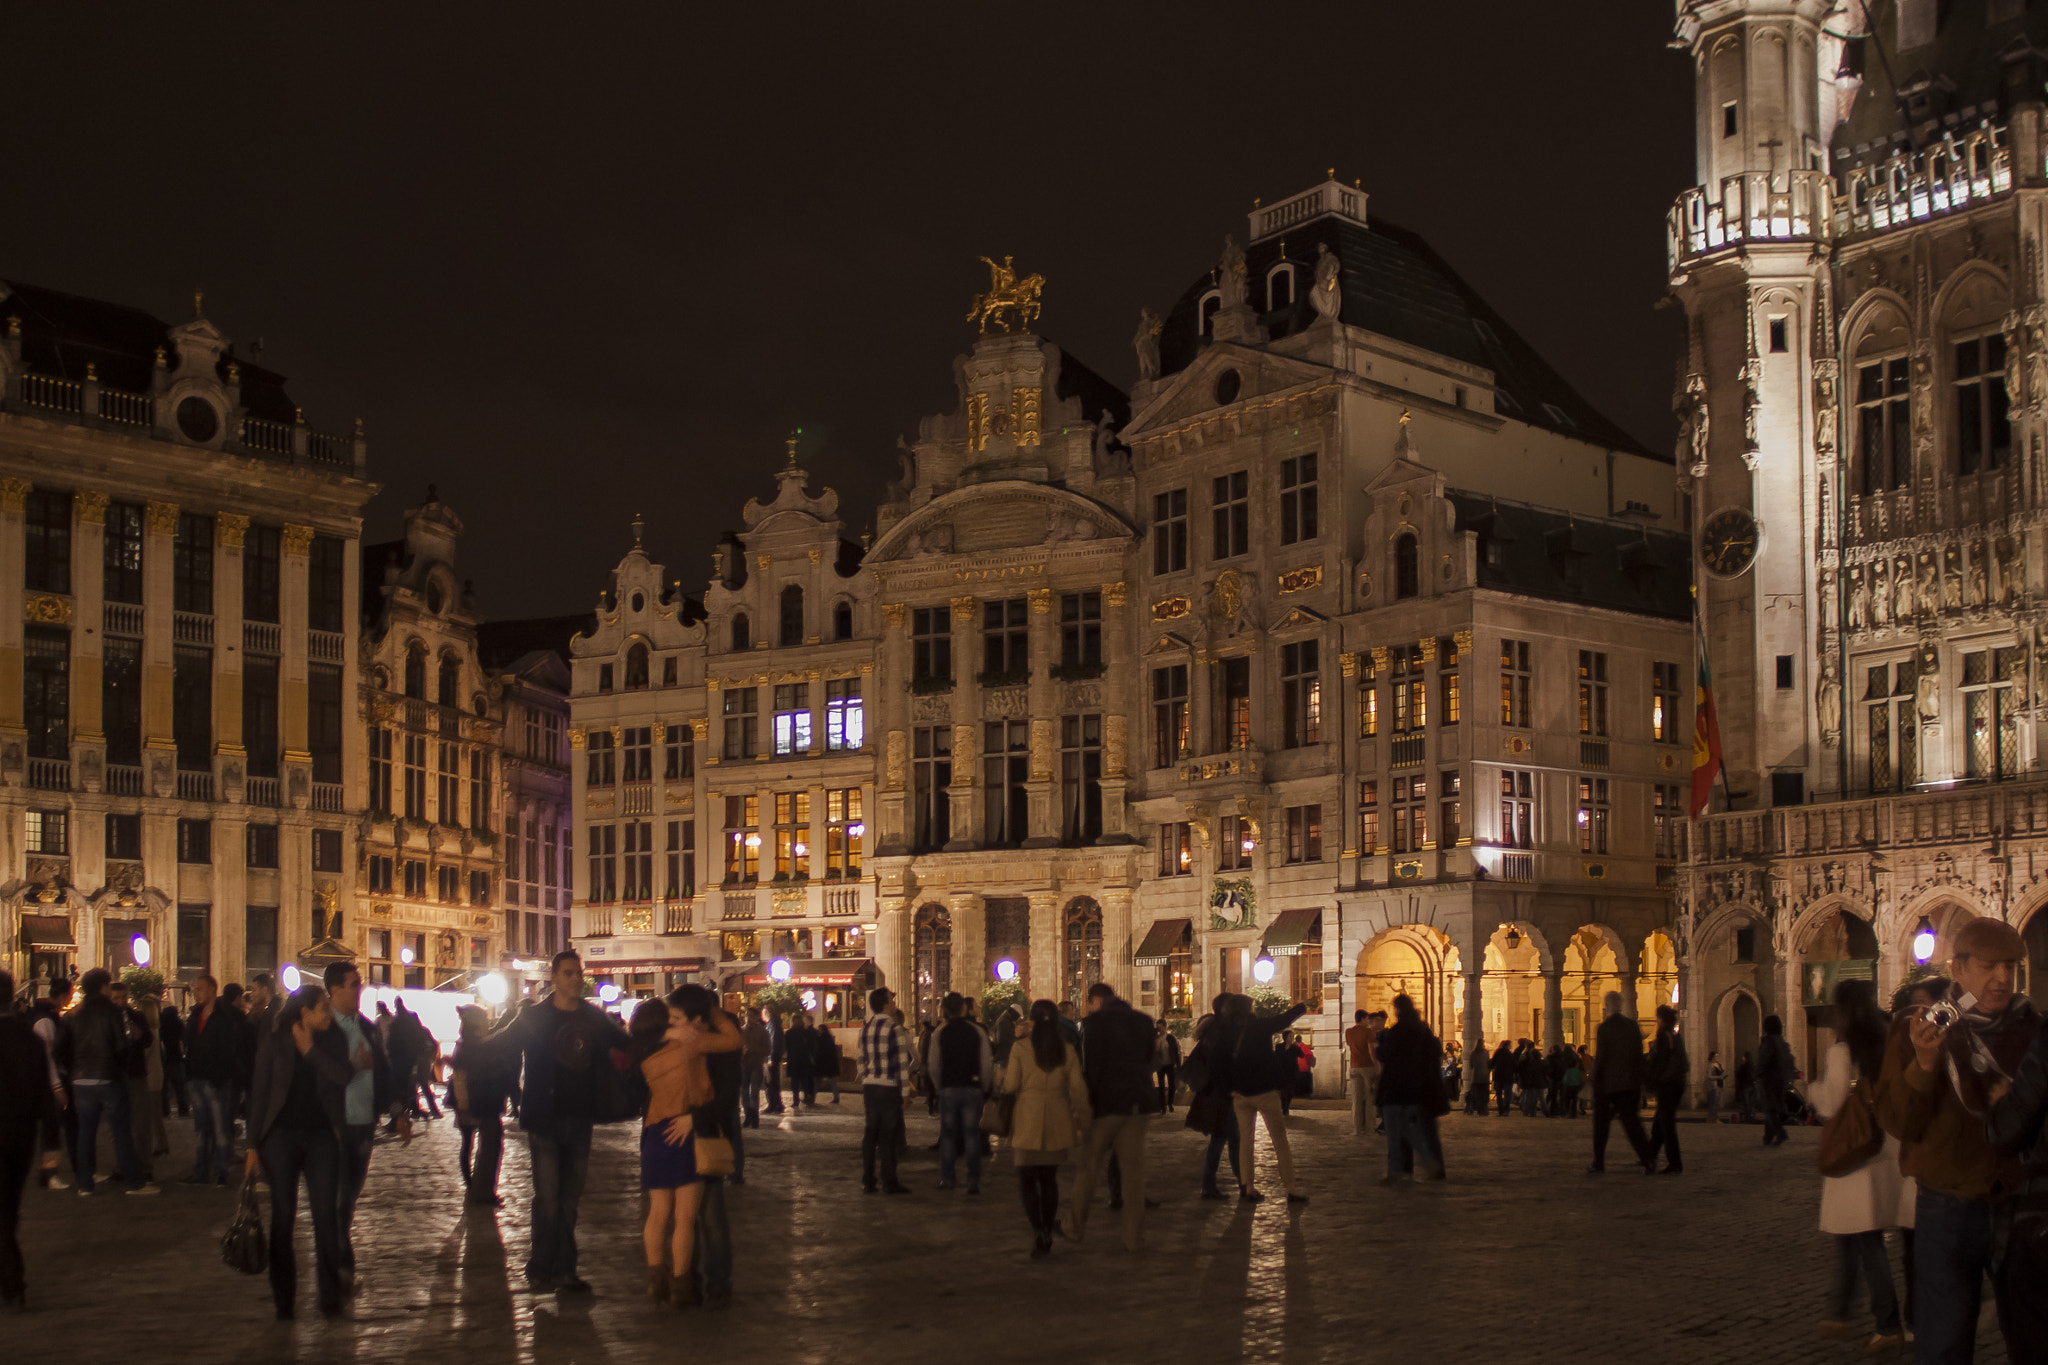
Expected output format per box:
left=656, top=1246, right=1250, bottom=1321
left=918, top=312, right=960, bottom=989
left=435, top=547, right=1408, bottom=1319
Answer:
left=1356, top=925, right=1459, bottom=1040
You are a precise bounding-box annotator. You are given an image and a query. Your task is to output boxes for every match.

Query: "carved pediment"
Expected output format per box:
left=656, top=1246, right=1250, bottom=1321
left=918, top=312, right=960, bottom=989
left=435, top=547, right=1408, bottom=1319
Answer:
left=1272, top=606, right=1329, bottom=632
left=866, top=482, right=1131, bottom=564
left=1123, top=344, right=1336, bottom=442
left=1146, top=632, right=1192, bottom=655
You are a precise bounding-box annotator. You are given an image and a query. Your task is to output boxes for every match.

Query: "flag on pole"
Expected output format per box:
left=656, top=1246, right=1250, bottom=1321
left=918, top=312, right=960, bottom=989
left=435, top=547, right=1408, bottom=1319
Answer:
left=1690, top=619, right=1725, bottom=818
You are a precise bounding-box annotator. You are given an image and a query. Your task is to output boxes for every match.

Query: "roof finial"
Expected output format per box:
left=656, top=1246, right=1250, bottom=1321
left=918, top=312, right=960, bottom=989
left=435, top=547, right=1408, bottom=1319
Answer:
left=192, top=286, right=204, bottom=319
left=1326, top=167, right=1335, bottom=180
left=1395, top=409, right=1418, bottom=461
left=631, top=512, right=645, bottom=549
left=786, top=426, right=802, bottom=468
left=1399, top=409, right=1412, bottom=426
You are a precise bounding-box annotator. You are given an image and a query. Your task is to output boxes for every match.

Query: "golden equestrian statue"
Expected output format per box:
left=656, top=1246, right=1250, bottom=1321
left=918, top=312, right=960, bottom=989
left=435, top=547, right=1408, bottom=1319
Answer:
left=967, top=255, right=1044, bottom=334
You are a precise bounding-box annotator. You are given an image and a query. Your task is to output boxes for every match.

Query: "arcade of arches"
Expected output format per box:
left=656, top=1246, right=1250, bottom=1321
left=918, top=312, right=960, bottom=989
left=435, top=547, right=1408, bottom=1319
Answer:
left=1355, top=923, right=1676, bottom=1059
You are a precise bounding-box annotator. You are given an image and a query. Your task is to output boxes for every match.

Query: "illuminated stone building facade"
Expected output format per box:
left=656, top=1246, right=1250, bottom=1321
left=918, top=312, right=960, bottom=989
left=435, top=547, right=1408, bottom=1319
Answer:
left=1670, top=0, right=2048, bottom=1086
left=0, top=279, right=372, bottom=993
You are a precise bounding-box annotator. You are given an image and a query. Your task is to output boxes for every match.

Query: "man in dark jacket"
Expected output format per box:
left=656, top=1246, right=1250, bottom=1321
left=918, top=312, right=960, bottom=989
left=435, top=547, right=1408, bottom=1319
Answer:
left=1065, top=983, right=1160, bottom=1249
left=57, top=969, right=151, bottom=1195
left=27, top=979, right=73, bottom=1190
left=1229, top=995, right=1310, bottom=1203
left=1488, top=1042, right=1516, bottom=1117
left=785, top=1014, right=820, bottom=1110
left=157, top=1003, right=188, bottom=1119
left=924, top=992, right=995, bottom=1194
left=1374, top=993, right=1446, bottom=1183
left=688, top=991, right=744, bottom=1309
left=1516, top=1041, right=1547, bottom=1118
left=1754, top=1013, right=1796, bottom=1146
left=1643, top=1004, right=1690, bottom=1175
left=1, top=969, right=64, bottom=1310
left=484, top=950, right=630, bottom=1293
left=1587, top=991, right=1653, bottom=1175
left=317, top=963, right=410, bottom=1294
left=182, top=973, right=248, bottom=1185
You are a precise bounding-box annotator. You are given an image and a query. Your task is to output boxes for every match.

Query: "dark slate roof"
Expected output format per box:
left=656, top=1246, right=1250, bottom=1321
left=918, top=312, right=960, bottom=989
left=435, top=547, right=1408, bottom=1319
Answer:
left=1156, top=213, right=1659, bottom=459
left=1050, top=345, right=1130, bottom=429
left=1447, top=491, right=1692, bottom=621
left=0, top=278, right=300, bottom=422
left=478, top=616, right=590, bottom=670
left=1832, top=0, right=2048, bottom=155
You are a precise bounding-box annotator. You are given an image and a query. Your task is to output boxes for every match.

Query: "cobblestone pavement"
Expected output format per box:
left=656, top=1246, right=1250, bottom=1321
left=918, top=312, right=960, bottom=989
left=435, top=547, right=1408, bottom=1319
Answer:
left=16, top=1098, right=2011, bottom=1364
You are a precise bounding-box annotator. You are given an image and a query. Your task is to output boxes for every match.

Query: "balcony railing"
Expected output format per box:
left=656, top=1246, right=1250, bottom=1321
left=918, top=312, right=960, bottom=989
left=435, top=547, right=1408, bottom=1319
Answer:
left=1689, top=776, right=2048, bottom=866
left=98, top=388, right=152, bottom=426
left=1499, top=852, right=1534, bottom=882
left=243, top=621, right=281, bottom=656
left=1667, top=168, right=1831, bottom=268
left=106, top=764, right=143, bottom=797
left=239, top=416, right=296, bottom=455
left=103, top=602, right=144, bottom=638
left=1836, top=121, right=2012, bottom=238
left=622, top=783, right=653, bottom=815
left=312, top=782, right=344, bottom=813
left=1389, top=735, right=1427, bottom=769
left=1580, top=740, right=1610, bottom=771
left=27, top=757, right=69, bottom=791
left=663, top=900, right=693, bottom=934
left=172, top=611, right=214, bottom=646
left=722, top=892, right=757, bottom=921
left=20, top=373, right=83, bottom=413
left=824, top=884, right=863, bottom=916
left=5, top=363, right=359, bottom=467
left=245, top=775, right=280, bottom=807
left=584, top=906, right=614, bottom=937
left=309, top=630, right=345, bottom=664
left=177, top=768, right=214, bottom=802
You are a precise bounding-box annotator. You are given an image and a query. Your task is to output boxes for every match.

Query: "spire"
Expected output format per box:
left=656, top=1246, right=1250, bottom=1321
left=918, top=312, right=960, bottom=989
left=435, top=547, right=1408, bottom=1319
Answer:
left=785, top=426, right=802, bottom=468
left=192, top=286, right=205, bottom=319
left=631, top=512, right=645, bottom=550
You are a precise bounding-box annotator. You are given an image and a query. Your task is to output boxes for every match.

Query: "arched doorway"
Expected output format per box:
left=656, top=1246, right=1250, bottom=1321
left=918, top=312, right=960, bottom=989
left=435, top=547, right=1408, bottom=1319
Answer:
left=1796, top=906, right=1879, bottom=1075
left=1356, top=925, right=1459, bottom=1042
left=1062, top=898, right=1102, bottom=1008
left=1637, top=931, right=1679, bottom=1021
left=1478, top=923, right=1545, bottom=1051
left=1559, top=926, right=1624, bottom=1045
left=912, top=903, right=951, bottom=1025
left=1897, top=899, right=1976, bottom=978
left=1728, top=988, right=1762, bottom=1075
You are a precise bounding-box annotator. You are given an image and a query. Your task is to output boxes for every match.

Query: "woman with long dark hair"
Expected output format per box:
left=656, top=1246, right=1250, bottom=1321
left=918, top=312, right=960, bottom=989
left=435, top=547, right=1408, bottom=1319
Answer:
left=1000, top=999, right=1089, bottom=1258
left=633, top=987, right=740, bottom=1305
left=245, top=982, right=352, bottom=1319
left=1811, top=978, right=1908, bottom=1353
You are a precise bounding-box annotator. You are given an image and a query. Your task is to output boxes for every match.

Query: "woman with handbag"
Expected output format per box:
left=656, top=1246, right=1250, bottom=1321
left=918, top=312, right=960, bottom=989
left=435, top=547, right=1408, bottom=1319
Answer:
left=1001, top=999, right=1089, bottom=1259
left=631, top=988, right=741, bottom=1306
left=244, top=982, right=353, bottom=1320
left=1185, top=1005, right=1239, bottom=1201
left=1811, top=978, right=1910, bottom=1353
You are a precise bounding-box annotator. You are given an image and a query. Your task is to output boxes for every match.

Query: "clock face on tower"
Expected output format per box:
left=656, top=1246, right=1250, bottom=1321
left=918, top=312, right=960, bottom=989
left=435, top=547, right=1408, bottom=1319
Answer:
left=1701, top=508, right=1761, bottom=577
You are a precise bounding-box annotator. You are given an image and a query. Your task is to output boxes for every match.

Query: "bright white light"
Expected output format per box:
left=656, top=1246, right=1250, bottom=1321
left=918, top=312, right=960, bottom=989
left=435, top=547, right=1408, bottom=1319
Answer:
left=994, top=959, right=1017, bottom=982
left=745, top=834, right=762, bottom=849
left=1251, top=956, right=1277, bottom=985
left=801, top=990, right=817, bottom=1010
left=597, top=983, right=621, bottom=1004
left=793, top=842, right=808, bottom=858
left=477, top=974, right=509, bottom=1005
left=848, top=822, right=865, bottom=838
left=400, top=947, right=415, bottom=965
left=769, top=958, right=792, bottom=981
left=1913, top=927, right=1936, bottom=963
left=281, top=964, right=303, bottom=992
left=131, top=936, right=151, bottom=967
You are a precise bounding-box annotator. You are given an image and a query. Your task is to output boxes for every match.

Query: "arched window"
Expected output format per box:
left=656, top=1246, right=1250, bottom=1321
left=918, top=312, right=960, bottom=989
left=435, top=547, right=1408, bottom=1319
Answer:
left=779, top=584, right=805, bottom=648
left=624, top=642, right=649, bottom=690
left=731, top=613, right=751, bottom=652
left=1063, top=898, right=1103, bottom=1008
left=832, top=601, right=854, bottom=641
left=1199, top=292, right=1221, bottom=337
left=913, top=903, right=952, bottom=1025
left=1267, top=264, right=1295, bottom=311
left=403, top=647, right=426, bottom=700
left=1394, top=534, right=1419, bottom=600
left=437, top=657, right=460, bottom=709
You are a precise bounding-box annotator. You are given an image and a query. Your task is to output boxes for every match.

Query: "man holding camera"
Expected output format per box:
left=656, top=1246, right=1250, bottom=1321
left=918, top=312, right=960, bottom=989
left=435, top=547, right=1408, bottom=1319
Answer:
left=1874, top=917, right=2039, bottom=1362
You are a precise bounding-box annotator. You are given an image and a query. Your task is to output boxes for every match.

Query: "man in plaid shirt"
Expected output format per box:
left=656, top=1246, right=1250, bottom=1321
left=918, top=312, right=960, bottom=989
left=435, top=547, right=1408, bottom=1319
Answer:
left=858, top=988, right=916, bottom=1194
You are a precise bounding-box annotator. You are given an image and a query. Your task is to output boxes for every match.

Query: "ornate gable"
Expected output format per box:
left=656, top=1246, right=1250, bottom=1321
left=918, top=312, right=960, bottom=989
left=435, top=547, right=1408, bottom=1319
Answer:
left=1121, top=343, right=1335, bottom=445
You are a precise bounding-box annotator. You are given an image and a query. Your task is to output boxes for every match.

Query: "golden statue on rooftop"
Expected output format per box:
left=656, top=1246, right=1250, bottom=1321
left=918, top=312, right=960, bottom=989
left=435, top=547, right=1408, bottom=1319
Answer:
left=967, top=255, right=1044, bottom=334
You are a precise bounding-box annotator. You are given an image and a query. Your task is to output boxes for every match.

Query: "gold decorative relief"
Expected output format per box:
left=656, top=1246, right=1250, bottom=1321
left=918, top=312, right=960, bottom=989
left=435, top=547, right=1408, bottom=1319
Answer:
left=1028, top=588, right=1054, bottom=615
left=1340, top=653, right=1358, bottom=678
left=217, top=513, right=248, bottom=548
left=1211, top=570, right=1242, bottom=620
left=24, top=594, right=72, bottom=625
left=951, top=594, right=977, bottom=621
left=1151, top=596, right=1190, bottom=622
left=569, top=728, right=588, bottom=750
left=282, top=524, right=315, bottom=556
left=1101, top=581, right=1127, bottom=608
left=690, top=719, right=709, bottom=741
left=1276, top=564, right=1322, bottom=594
left=75, top=491, right=109, bottom=525
left=1013, top=386, right=1042, bottom=448
left=966, top=393, right=990, bottom=452
left=1369, top=646, right=1390, bottom=672
left=882, top=603, right=909, bottom=629
left=1417, top=636, right=1438, bottom=663
left=145, top=500, right=179, bottom=534
left=1453, top=628, right=1472, bottom=657
left=0, top=478, right=31, bottom=511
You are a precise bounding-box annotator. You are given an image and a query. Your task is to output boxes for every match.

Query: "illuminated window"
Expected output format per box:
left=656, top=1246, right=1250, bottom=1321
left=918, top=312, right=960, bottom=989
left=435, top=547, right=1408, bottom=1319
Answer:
left=1158, top=822, right=1193, bottom=877
left=722, top=796, right=760, bottom=884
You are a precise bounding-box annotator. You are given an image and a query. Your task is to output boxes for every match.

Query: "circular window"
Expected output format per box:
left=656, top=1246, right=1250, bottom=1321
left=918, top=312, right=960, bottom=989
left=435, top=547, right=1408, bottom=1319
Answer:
left=1213, top=370, right=1241, bottom=405
left=426, top=583, right=445, bottom=614
left=630, top=591, right=645, bottom=613
left=176, top=396, right=219, bottom=443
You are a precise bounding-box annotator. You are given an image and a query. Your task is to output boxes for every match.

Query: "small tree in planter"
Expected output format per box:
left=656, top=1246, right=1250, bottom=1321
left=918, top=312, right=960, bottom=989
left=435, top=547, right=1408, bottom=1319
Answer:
left=120, top=964, right=166, bottom=1000
left=1247, top=983, right=1291, bottom=1016
left=980, top=978, right=1027, bottom=1031
left=754, top=980, right=803, bottom=1024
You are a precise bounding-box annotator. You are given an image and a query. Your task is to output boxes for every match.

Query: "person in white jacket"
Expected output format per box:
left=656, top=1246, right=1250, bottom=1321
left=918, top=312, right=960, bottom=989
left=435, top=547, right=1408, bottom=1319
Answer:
left=1810, top=979, right=1913, bottom=1353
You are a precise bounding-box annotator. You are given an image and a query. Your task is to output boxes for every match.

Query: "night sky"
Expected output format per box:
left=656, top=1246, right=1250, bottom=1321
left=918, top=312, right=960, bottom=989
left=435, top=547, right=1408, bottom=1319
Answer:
left=10, top=4, right=1693, bottom=619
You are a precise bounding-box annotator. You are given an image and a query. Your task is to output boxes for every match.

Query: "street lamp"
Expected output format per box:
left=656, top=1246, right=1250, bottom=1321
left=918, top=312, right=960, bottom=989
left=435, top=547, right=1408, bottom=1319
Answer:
left=400, top=946, right=416, bottom=966
left=994, top=959, right=1017, bottom=982
left=1251, top=955, right=1277, bottom=985
left=281, top=964, right=303, bottom=992
left=597, top=982, right=621, bottom=1004
left=769, top=958, right=792, bottom=982
left=1912, top=916, right=1936, bottom=964
left=131, top=935, right=151, bottom=967
left=477, top=973, right=509, bottom=1006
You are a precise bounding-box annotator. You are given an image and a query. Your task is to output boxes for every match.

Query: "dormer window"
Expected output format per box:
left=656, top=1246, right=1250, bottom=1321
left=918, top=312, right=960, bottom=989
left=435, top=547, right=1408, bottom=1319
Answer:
left=404, top=646, right=426, bottom=700
left=1199, top=291, right=1221, bottom=337
left=1266, top=264, right=1295, bottom=311
left=625, top=642, right=649, bottom=690
left=833, top=601, right=854, bottom=641
left=437, top=657, right=460, bottom=709
left=779, top=584, right=805, bottom=648
left=1394, top=533, right=1419, bottom=600
left=731, top=613, right=751, bottom=652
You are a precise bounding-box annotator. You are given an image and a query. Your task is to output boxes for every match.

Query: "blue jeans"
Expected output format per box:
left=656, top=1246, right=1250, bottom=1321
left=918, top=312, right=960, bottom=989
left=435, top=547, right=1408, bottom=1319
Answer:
left=525, top=1117, right=595, bottom=1283
left=693, top=1177, right=731, bottom=1298
left=860, top=1086, right=903, bottom=1188
left=1202, top=1108, right=1240, bottom=1190
left=741, top=1068, right=762, bottom=1125
left=1382, top=1104, right=1443, bottom=1178
left=937, top=1086, right=986, bottom=1185
left=72, top=1081, right=141, bottom=1191
left=1830, top=1230, right=1900, bottom=1336
left=1914, top=1188, right=1992, bottom=1365
left=337, top=1123, right=377, bottom=1273
left=189, top=1078, right=237, bottom=1182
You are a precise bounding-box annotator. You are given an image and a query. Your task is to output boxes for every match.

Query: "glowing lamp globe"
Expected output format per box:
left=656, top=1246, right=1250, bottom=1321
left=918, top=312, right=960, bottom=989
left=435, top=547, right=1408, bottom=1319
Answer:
left=994, top=959, right=1017, bottom=982
left=597, top=983, right=622, bottom=1004
left=478, top=974, right=510, bottom=1006
left=1912, top=916, right=1936, bottom=964
left=1251, top=956, right=1277, bottom=985
left=131, top=936, right=151, bottom=967
left=281, top=964, right=303, bottom=992
left=400, top=946, right=415, bottom=966
left=769, top=958, right=793, bottom=982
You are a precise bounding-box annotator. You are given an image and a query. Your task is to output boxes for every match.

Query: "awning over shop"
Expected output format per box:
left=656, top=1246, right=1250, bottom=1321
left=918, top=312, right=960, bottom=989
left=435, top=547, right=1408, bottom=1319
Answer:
left=1260, top=908, right=1323, bottom=957
left=1133, top=918, right=1192, bottom=966
left=742, top=957, right=875, bottom=987
left=20, top=914, right=75, bottom=949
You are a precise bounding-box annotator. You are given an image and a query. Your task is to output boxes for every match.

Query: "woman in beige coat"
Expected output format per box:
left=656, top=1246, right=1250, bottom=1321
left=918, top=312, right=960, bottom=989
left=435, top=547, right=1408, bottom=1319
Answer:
left=1002, top=999, right=1090, bottom=1259
left=1810, top=979, right=1911, bottom=1353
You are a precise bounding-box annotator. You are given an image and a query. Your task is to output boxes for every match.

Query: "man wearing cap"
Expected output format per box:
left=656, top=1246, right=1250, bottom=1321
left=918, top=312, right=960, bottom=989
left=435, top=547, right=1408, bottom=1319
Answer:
left=1874, top=916, right=2039, bottom=1362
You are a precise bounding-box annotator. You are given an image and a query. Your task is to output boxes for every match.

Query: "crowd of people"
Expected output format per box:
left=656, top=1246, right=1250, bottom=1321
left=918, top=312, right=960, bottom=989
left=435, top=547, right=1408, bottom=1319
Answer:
left=3, top=926, right=2046, bottom=1360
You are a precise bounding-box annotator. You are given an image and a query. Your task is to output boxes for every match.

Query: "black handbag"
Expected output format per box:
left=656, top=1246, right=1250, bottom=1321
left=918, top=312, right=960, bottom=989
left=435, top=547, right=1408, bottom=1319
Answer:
left=220, top=1172, right=267, bottom=1276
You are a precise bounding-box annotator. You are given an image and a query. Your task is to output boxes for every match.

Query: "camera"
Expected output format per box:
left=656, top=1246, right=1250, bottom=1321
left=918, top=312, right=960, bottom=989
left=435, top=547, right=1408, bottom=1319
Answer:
left=1923, top=1001, right=1961, bottom=1033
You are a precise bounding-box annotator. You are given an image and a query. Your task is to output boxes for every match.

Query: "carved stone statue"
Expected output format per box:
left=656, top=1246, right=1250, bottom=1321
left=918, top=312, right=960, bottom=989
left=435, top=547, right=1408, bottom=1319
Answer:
left=1813, top=369, right=1838, bottom=463
left=1968, top=543, right=1988, bottom=607
left=1218, top=234, right=1249, bottom=308
left=1943, top=547, right=1964, bottom=610
left=1684, top=373, right=1710, bottom=475
left=1915, top=648, right=1941, bottom=725
left=2007, top=646, right=2030, bottom=711
left=1818, top=657, right=1842, bottom=749
left=1820, top=567, right=1838, bottom=634
left=1869, top=561, right=1888, bottom=629
left=1310, top=243, right=1342, bottom=320
left=1846, top=566, right=1867, bottom=631
left=1133, top=307, right=1162, bottom=382
left=1895, top=556, right=1915, bottom=623
left=1918, top=553, right=1940, bottom=617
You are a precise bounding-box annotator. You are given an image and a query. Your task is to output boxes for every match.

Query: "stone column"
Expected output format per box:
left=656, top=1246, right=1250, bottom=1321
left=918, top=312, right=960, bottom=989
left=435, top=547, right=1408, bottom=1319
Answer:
left=1190, top=648, right=1212, bottom=759
left=1542, top=968, right=1564, bottom=1052
left=1024, top=588, right=1057, bottom=847
left=873, top=897, right=911, bottom=999
left=213, top=814, right=248, bottom=984
left=947, top=890, right=986, bottom=1001
left=1099, top=887, right=1134, bottom=998
left=877, top=604, right=910, bottom=856
left=1461, top=969, right=1484, bottom=1086
left=280, top=525, right=314, bottom=808
left=947, top=594, right=979, bottom=843
left=71, top=492, right=108, bottom=782
left=1027, top=890, right=1059, bottom=1001
left=0, top=480, right=30, bottom=761
left=214, top=514, right=248, bottom=801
